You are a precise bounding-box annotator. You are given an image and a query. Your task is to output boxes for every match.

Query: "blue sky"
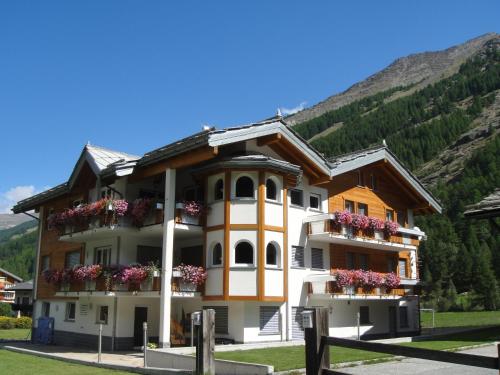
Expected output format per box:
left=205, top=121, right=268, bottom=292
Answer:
left=0, top=0, right=498, bottom=212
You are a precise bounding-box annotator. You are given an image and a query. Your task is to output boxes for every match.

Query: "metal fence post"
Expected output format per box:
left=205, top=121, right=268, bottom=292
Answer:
left=357, top=312, right=361, bottom=340
left=143, top=322, right=148, bottom=368
left=98, top=324, right=103, bottom=363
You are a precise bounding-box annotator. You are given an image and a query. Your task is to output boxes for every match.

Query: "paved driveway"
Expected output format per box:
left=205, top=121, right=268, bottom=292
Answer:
left=338, top=344, right=498, bottom=374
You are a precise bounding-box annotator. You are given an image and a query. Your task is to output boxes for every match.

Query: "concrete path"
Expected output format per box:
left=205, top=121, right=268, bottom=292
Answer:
left=338, top=344, right=499, bottom=374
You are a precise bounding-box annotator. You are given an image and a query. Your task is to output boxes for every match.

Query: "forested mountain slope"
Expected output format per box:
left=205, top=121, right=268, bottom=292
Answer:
left=0, top=221, right=37, bottom=281
left=293, top=35, right=500, bottom=311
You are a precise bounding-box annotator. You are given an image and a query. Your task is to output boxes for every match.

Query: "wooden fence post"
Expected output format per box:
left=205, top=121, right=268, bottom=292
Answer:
left=195, top=309, right=215, bottom=375
left=304, top=307, right=329, bottom=375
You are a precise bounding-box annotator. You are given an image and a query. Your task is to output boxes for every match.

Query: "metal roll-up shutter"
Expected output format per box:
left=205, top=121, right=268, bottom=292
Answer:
left=292, top=306, right=305, bottom=339
left=203, top=306, right=228, bottom=334
left=259, top=306, right=280, bottom=335
left=311, top=248, right=324, bottom=269
left=292, top=246, right=305, bottom=268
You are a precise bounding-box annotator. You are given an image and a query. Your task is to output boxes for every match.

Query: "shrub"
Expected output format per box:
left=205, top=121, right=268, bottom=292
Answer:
left=0, top=316, right=14, bottom=329
left=0, top=302, right=13, bottom=317
left=15, top=317, right=32, bottom=329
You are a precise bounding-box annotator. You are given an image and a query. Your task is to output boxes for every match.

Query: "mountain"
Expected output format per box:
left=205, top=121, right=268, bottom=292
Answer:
left=286, top=33, right=498, bottom=126
left=0, top=221, right=38, bottom=281
left=0, top=213, right=37, bottom=230
left=291, top=33, right=500, bottom=311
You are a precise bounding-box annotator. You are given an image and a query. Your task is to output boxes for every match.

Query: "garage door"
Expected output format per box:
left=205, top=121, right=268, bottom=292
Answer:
left=291, top=306, right=304, bottom=340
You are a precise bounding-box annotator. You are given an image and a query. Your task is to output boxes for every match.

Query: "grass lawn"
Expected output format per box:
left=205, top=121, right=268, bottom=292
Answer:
left=0, top=349, right=134, bottom=375
left=421, top=310, right=500, bottom=328
left=0, top=328, right=31, bottom=340
left=215, top=326, right=500, bottom=372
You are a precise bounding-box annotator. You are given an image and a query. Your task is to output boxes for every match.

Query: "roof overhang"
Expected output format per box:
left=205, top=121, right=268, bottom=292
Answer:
left=330, top=147, right=442, bottom=214
left=0, top=267, right=23, bottom=282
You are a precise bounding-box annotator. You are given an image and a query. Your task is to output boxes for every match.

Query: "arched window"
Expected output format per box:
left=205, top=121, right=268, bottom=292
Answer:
left=235, top=176, right=254, bottom=198
left=266, top=242, right=280, bottom=267
left=214, top=179, right=224, bottom=201
left=235, top=241, right=254, bottom=264
left=266, top=178, right=277, bottom=201
left=212, top=243, right=222, bottom=266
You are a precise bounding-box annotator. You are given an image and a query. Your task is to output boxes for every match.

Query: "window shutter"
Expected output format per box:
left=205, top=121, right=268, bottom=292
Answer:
left=291, top=307, right=304, bottom=339
left=311, top=248, right=323, bottom=269
left=203, top=306, right=228, bottom=334
left=292, top=246, right=304, bottom=268
left=259, top=306, right=280, bottom=335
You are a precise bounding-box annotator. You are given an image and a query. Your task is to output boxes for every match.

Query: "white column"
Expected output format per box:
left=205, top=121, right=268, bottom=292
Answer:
left=159, top=168, right=176, bottom=348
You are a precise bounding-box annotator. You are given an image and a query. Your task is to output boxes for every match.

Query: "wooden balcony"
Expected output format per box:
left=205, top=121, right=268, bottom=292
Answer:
left=303, top=213, right=424, bottom=252
left=305, top=280, right=415, bottom=300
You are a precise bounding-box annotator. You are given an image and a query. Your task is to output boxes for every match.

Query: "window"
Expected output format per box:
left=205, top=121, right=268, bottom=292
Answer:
left=397, top=210, right=406, bottom=228
left=346, top=252, right=355, bottom=270
left=345, top=200, right=354, bottom=213
left=386, top=209, right=394, bottom=221
left=42, top=302, right=50, bottom=318
left=212, top=243, right=223, bottom=266
left=260, top=306, right=280, bottom=335
left=94, top=246, right=111, bottom=267
left=356, top=170, right=364, bottom=186
left=266, top=179, right=277, bottom=201
left=65, top=250, right=80, bottom=268
left=370, top=174, right=377, bottom=190
left=310, top=193, right=321, bottom=210
left=234, top=241, right=254, bottom=265
left=399, top=259, right=408, bottom=278
left=387, top=257, right=397, bottom=273
left=291, top=246, right=305, bottom=268
left=41, top=255, right=50, bottom=272
left=97, top=306, right=109, bottom=324
left=235, top=176, right=254, bottom=198
left=22, top=297, right=29, bottom=305
left=290, top=189, right=303, bottom=207
left=357, top=203, right=368, bottom=216
left=266, top=243, right=279, bottom=267
left=203, top=306, right=228, bottom=334
left=311, top=248, right=324, bottom=269
left=359, top=306, right=370, bottom=325
left=214, top=179, right=224, bottom=201
left=65, top=302, right=76, bottom=322
left=399, top=306, right=409, bottom=328
left=359, top=254, right=369, bottom=270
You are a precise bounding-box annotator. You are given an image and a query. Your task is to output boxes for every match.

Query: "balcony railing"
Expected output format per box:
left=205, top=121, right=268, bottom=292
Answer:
left=305, top=281, right=414, bottom=298
left=54, top=200, right=204, bottom=237
left=303, top=213, right=424, bottom=250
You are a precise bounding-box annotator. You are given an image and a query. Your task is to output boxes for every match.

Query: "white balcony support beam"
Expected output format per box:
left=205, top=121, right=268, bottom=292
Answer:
left=159, top=168, right=176, bottom=348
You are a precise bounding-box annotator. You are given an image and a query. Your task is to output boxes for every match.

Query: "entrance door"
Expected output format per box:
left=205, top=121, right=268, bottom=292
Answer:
left=388, top=306, right=397, bottom=338
left=134, top=307, right=148, bottom=347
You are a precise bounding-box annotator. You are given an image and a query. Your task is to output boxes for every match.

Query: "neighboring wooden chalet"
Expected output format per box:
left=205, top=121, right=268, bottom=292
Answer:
left=0, top=267, right=23, bottom=304
left=13, top=116, right=440, bottom=349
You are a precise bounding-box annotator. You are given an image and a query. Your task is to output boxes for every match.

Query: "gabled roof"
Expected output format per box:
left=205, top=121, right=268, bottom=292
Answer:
left=328, top=145, right=442, bottom=214
left=6, top=280, right=33, bottom=291
left=0, top=267, right=23, bottom=282
left=464, top=189, right=500, bottom=219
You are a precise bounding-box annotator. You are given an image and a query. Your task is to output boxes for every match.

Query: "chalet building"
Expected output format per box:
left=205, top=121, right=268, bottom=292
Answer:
left=8, top=280, right=34, bottom=317
left=13, top=117, right=441, bottom=350
left=0, top=267, right=23, bottom=305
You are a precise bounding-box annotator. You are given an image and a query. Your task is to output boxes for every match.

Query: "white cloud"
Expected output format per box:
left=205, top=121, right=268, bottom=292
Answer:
left=0, top=185, right=39, bottom=213
left=279, top=101, right=307, bottom=116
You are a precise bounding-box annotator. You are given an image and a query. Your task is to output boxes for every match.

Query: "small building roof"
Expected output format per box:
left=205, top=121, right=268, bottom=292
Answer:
left=464, top=189, right=500, bottom=219
left=0, top=267, right=23, bottom=282
left=328, top=145, right=442, bottom=214
left=6, top=280, right=33, bottom=291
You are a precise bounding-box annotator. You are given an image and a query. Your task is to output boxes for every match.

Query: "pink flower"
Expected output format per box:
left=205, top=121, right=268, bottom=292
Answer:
left=173, top=264, right=207, bottom=286
left=368, top=217, right=384, bottom=231
left=112, top=200, right=129, bottom=217
left=120, top=266, right=148, bottom=284
left=130, top=198, right=152, bottom=227
left=384, top=220, right=399, bottom=236
left=183, top=201, right=204, bottom=217
left=351, top=214, right=369, bottom=230
left=334, top=210, right=353, bottom=225
left=384, top=272, right=401, bottom=289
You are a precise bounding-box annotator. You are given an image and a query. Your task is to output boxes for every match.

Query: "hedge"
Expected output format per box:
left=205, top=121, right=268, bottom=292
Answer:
left=0, top=316, right=32, bottom=329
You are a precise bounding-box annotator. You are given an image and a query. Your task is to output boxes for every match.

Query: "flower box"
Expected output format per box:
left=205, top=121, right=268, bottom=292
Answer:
left=180, top=281, right=197, bottom=292
left=86, top=280, right=96, bottom=291
left=175, top=203, right=185, bottom=209
left=60, top=283, right=70, bottom=292
left=128, top=282, right=141, bottom=292
left=172, top=270, right=182, bottom=278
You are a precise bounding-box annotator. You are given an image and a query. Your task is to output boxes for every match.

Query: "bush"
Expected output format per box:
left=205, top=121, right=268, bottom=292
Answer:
left=0, top=302, right=13, bottom=317
left=0, top=316, right=14, bottom=329
left=0, top=316, right=32, bottom=329
left=15, top=317, right=32, bottom=329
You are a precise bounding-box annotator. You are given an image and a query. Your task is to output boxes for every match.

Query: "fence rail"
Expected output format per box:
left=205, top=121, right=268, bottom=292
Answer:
left=303, top=307, right=500, bottom=375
